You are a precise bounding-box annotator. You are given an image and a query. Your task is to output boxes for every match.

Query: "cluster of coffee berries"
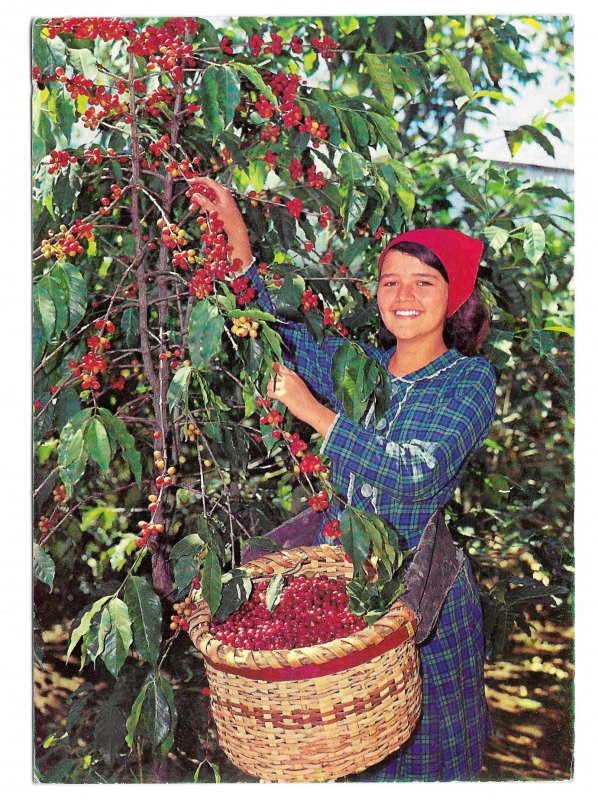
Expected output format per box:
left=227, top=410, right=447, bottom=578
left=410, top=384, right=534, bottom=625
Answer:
left=159, top=346, right=189, bottom=371
left=40, top=220, right=94, bottom=261
left=229, top=275, right=256, bottom=307
left=153, top=449, right=177, bottom=490
left=209, top=575, right=366, bottom=650
left=231, top=316, right=260, bottom=339
left=136, top=520, right=164, bottom=548
left=301, top=289, right=319, bottom=312
left=294, top=452, right=327, bottom=477
left=285, top=198, right=303, bottom=219
left=299, top=117, right=329, bottom=146
left=264, top=150, right=277, bottom=169
left=317, top=205, right=332, bottom=228
left=322, top=518, right=342, bottom=540
left=184, top=422, right=201, bottom=443
left=69, top=320, right=115, bottom=393
left=37, top=515, right=53, bottom=535
left=307, top=164, right=327, bottom=189
left=311, top=34, right=339, bottom=60
left=322, top=308, right=349, bottom=336
left=52, top=484, right=67, bottom=505
left=259, top=407, right=284, bottom=438
left=170, top=596, right=198, bottom=631
left=287, top=432, right=308, bottom=456
left=172, top=248, right=198, bottom=270
left=260, top=122, right=280, bottom=143
left=157, top=218, right=188, bottom=248
left=308, top=490, right=330, bottom=512
left=48, top=149, right=77, bottom=174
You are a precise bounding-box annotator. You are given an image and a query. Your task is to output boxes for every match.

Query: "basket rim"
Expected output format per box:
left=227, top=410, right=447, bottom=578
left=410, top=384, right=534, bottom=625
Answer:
left=187, top=544, right=417, bottom=672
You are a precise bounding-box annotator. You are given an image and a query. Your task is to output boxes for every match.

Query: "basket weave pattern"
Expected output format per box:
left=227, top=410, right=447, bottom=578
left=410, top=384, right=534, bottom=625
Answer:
left=188, top=545, right=422, bottom=782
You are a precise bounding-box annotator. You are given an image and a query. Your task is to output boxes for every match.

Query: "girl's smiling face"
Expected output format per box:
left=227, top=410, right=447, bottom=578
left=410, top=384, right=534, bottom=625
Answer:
left=377, top=250, right=449, bottom=346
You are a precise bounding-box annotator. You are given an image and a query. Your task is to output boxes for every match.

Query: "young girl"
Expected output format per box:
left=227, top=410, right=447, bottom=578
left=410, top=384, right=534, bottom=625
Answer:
left=191, top=178, right=496, bottom=781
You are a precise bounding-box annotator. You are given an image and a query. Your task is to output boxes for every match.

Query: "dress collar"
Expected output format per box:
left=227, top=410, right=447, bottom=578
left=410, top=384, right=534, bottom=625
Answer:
left=381, top=347, right=464, bottom=382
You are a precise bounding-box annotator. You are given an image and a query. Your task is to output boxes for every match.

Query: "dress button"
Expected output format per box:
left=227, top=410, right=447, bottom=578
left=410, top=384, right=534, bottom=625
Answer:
left=375, top=417, right=387, bottom=430
left=360, top=483, right=373, bottom=498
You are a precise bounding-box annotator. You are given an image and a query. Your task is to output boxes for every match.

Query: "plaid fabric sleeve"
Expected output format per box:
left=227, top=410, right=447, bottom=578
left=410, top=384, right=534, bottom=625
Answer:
left=243, top=260, right=345, bottom=402
left=321, top=359, right=496, bottom=502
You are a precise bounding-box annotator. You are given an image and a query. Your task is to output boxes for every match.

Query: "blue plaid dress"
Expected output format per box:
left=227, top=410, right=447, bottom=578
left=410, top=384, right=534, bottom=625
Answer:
left=243, top=261, right=496, bottom=781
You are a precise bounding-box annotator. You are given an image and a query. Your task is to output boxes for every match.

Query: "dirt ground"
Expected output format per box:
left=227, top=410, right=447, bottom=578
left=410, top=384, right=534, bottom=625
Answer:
left=479, top=617, right=574, bottom=781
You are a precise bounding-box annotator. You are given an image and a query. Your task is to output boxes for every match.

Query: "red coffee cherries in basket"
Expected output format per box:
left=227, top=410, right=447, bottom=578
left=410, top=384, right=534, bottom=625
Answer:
left=209, top=574, right=366, bottom=650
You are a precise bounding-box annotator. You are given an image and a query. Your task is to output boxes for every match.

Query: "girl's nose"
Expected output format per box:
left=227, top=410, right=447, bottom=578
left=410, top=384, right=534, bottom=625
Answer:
left=395, top=283, right=414, bottom=301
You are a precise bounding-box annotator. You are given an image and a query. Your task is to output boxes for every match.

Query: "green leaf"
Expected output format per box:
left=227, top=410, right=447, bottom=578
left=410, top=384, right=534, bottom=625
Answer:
left=265, top=573, right=284, bottom=612
left=331, top=343, right=373, bottom=422
left=47, top=273, right=68, bottom=338
left=60, top=262, right=87, bottom=332
left=339, top=507, right=370, bottom=573
left=248, top=158, right=266, bottom=192
left=248, top=337, right=264, bottom=375
left=231, top=62, right=277, bottom=105
left=346, top=110, right=370, bottom=147
left=340, top=183, right=368, bottom=233
left=174, top=556, right=198, bottom=593
left=199, top=65, right=224, bottom=144
left=170, top=533, right=204, bottom=562
left=122, top=307, right=140, bottom=349
left=483, top=225, right=510, bottom=253
left=101, top=597, right=132, bottom=678
left=364, top=53, right=395, bottom=111
left=84, top=417, right=111, bottom=473
left=373, top=17, right=398, bottom=51
left=167, top=365, right=193, bottom=412
left=58, top=410, right=91, bottom=497
left=451, top=178, right=486, bottom=210
left=33, top=543, right=55, bottom=591
left=34, top=278, right=57, bottom=342
left=244, top=535, right=280, bottom=554
left=158, top=676, right=178, bottom=756
left=124, top=576, right=162, bottom=666
left=139, top=679, right=171, bottom=747
left=67, top=596, right=110, bottom=659
left=368, top=112, right=402, bottom=154
left=338, top=151, right=369, bottom=182
left=126, top=682, right=149, bottom=747
left=67, top=48, right=98, bottom=81
left=228, top=307, right=277, bottom=322
left=94, top=704, right=126, bottom=768
left=97, top=408, right=142, bottom=486
left=214, top=573, right=251, bottom=622
left=270, top=204, right=298, bottom=250
left=201, top=550, right=223, bottom=615
left=442, top=49, right=475, bottom=100
left=260, top=322, right=283, bottom=363
left=523, top=221, right=546, bottom=265
left=188, top=300, right=225, bottom=369
left=544, top=324, right=574, bottom=337
left=217, top=65, right=241, bottom=128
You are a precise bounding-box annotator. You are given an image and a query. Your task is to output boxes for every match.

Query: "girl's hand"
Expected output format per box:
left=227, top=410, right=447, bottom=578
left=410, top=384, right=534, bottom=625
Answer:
left=266, top=363, right=336, bottom=437
left=188, top=176, right=252, bottom=269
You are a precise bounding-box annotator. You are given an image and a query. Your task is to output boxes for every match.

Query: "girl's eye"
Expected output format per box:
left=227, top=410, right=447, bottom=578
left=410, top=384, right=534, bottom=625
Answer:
left=417, top=281, right=433, bottom=286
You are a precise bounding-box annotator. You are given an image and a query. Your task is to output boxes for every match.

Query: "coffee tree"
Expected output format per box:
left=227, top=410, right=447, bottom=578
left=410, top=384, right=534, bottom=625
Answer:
left=33, top=15, right=573, bottom=782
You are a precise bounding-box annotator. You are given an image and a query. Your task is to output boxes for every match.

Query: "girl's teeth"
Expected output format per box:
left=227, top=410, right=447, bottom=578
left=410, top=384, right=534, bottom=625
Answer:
left=395, top=311, right=420, bottom=316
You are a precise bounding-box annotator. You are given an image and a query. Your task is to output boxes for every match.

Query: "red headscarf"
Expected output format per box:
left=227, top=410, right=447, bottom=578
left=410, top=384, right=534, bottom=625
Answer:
left=377, top=228, right=484, bottom=317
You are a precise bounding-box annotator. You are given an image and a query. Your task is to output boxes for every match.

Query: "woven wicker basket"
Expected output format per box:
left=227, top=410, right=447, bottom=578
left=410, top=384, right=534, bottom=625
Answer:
left=188, top=545, right=422, bottom=782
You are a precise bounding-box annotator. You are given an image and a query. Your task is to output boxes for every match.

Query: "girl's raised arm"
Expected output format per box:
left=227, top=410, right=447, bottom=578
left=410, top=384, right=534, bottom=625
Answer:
left=190, top=178, right=346, bottom=404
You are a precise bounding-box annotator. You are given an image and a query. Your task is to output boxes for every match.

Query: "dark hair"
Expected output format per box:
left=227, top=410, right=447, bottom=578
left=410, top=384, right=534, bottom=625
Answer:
left=378, top=241, right=490, bottom=357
